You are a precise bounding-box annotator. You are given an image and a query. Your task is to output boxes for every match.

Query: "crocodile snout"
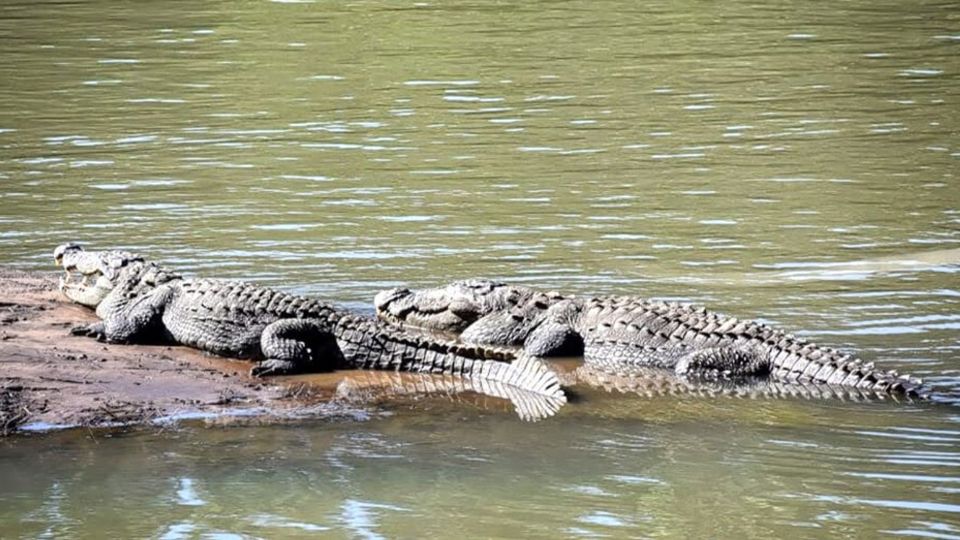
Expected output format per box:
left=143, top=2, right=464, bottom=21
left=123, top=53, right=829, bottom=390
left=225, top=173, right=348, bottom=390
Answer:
left=54, top=242, right=83, bottom=267
left=374, top=287, right=412, bottom=313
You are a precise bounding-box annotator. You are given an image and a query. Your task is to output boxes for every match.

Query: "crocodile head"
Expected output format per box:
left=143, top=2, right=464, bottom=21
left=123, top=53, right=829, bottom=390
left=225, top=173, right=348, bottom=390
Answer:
left=53, top=243, right=155, bottom=309
left=53, top=242, right=82, bottom=268
left=374, top=279, right=538, bottom=334
left=56, top=243, right=121, bottom=308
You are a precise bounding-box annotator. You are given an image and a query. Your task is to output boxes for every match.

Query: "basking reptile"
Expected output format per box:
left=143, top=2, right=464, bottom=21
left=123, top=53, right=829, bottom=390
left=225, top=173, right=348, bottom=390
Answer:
left=54, top=246, right=566, bottom=402
left=375, top=279, right=926, bottom=396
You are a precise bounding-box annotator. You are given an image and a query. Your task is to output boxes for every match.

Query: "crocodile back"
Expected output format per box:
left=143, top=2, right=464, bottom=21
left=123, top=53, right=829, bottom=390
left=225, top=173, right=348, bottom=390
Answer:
left=163, top=279, right=339, bottom=359
left=93, top=261, right=180, bottom=319
left=579, top=297, right=792, bottom=349
left=175, top=279, right=336, bottom=318
left=578, top=297, right=924, bottom=394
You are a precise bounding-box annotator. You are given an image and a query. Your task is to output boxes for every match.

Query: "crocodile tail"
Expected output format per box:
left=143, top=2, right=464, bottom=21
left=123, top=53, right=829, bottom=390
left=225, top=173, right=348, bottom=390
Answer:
left=772, top=347, right=926, bottom=397
left=336, top=316, right=567, bottom=402
left=843, top=361, right=926, bottom=397
left=470, top=354, right=568, bottom=410
left=578, top=365, right=918, bottom=403
left=334, top=370, right=565, bottom=421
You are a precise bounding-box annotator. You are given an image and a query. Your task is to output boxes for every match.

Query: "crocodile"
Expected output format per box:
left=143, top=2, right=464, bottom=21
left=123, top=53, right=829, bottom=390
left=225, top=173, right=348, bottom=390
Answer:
left=375, top=279, right=926, bottom=396
left=55, top=246, right=566, bottom=402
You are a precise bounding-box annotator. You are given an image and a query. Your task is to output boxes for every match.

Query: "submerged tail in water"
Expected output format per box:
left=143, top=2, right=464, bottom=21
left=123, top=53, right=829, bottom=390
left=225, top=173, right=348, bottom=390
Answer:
left=570, top=364, right=924, bottom=402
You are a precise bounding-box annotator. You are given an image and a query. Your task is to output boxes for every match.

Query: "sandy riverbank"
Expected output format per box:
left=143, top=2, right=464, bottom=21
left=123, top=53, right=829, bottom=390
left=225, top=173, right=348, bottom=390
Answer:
left=0, top=268, right=534, bottom=435
left=0, top=268, right=361, bottom=435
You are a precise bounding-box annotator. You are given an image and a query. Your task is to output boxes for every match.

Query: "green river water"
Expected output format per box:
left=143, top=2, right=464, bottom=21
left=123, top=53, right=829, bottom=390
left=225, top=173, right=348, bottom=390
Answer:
left=1, top=0, right=959, bottom=537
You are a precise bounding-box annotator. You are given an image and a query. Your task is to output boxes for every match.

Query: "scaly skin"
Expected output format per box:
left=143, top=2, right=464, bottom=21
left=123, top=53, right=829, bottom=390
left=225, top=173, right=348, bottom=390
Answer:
left=568, top=364, right=920, bottom=403
left=375, top=280, right=927, bottom=396
left=332, top=362, right=910, bottom=423
left=56, top=247, right=566, bottom=402
left=375, top=280, right=567, bottom=343
left=54, top=242, right=144, bottom=279
left=333, top=369, right=567, bottom=422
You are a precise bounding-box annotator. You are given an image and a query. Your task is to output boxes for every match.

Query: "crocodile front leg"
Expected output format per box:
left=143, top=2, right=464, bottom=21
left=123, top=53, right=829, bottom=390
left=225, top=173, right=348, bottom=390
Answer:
left=70, top=320, right=108, bottom=341
left=520, top=300, right=587, bottom=357
left=72, top=284, right=174, bottom=344
left=523, top=319, right=584, bottom=357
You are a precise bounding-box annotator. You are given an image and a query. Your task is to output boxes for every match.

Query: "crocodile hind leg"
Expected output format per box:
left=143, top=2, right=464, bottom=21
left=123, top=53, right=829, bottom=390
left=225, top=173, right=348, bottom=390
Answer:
left=520, top=300, right=585, bottom=357
left=523, top=320, right=584, bottom=357
left=253, top=318, right=342, bottom=376
left=582, top=341, right=769, bottom=379
left=673, top=346, right=771, bottom=379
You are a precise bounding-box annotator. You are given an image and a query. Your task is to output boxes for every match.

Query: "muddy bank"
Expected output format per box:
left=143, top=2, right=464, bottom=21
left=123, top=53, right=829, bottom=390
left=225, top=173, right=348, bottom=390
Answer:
left=0, top=267, right=534, bottom=436
left=0, top=268, right=359, bottom=435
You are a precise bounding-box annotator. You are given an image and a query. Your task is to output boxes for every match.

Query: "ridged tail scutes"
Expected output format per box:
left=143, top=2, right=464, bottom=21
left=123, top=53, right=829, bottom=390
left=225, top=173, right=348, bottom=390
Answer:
left=337, top=316, right=568, bottom=406
left=472, top=374, right=567, bottom=421
left=577, top=364, right=921, bottom=403
left=772, top=350, right=926, bottom=397
left=472, top=354, right=568, bottom=406
left=856, top=369, right=926, bottom=397
left=334, top=370, right=565, bottom=421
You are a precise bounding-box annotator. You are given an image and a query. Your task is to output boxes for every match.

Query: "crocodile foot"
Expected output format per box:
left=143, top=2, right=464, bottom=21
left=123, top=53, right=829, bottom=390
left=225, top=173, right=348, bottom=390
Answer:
left=250, top=359, right=297, bottom=377
left=70, top=322, right=106, bottom=341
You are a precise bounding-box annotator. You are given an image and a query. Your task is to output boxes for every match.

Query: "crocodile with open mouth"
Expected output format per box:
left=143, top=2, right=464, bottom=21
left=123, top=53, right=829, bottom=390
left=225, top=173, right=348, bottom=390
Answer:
left=53, top=245, right=567, bottom=405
